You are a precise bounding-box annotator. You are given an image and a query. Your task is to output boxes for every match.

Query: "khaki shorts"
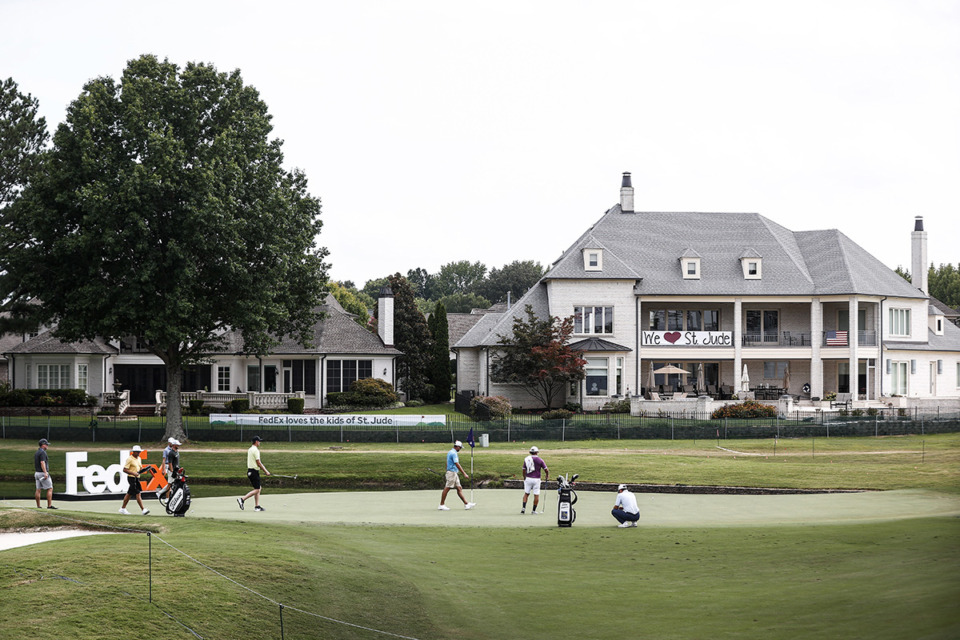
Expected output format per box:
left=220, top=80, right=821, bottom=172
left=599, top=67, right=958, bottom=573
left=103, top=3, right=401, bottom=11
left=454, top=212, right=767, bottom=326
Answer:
left=444, top=470, right=461, bottom=489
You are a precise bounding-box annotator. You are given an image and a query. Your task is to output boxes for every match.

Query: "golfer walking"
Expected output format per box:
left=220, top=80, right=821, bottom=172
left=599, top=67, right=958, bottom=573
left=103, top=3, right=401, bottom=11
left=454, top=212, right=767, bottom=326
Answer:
left=611, top=484, right=640, bottom=528
left=521, top=445, right=548, bottom=514
left=34, top=438, right=56, bottom=509
left=119, top=445, right=151, bottom=516
left=438, top=440, right=475, bottom=511
left=238, top=436, right=270, bottom=512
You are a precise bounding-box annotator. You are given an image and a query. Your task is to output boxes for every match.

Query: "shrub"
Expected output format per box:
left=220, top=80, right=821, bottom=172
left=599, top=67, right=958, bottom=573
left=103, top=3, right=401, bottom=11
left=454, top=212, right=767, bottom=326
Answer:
left=710, top=399, right=778, bottom=419
left=287, top=397, right=305, bottom=414
left=327, top=379, right=398, bottom=408
left=541, top=409, right=573, bottom=420
left=470, top=395, right=512, bottom=420
left=867, top=407, right=878, bottom=416
left=405, top=399, right=424, bottom=408
left=824, top=392, right=837, bottom=401
left=605, top=399, right=631, bottom=413
left=188, top=399, right=204, bottom=415
left=563, top=402, right=582, bottom=413
left=226, top=398, right=250, bottom=413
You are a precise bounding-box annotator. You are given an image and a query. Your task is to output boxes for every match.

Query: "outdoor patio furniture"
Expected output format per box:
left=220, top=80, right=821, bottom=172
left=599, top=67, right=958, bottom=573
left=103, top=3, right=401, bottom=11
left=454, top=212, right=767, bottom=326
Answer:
left=830, top=393, right=853, bottom=409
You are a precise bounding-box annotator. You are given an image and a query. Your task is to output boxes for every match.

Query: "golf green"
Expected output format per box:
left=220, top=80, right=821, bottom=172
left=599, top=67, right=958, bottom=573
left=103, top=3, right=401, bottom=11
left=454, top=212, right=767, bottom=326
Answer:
left=6, top=488, right=959, bottom=528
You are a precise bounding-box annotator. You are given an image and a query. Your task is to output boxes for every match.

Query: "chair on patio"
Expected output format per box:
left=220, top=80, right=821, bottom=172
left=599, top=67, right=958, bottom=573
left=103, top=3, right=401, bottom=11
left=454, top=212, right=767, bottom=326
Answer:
left=830, top=393, right=853, bottom=409
left=645, top=391, right=661, bottom=401
left=707, top=384, right=719, bottom=399
left=720, top=384, right=733, bottom=400
left=672, top=391, right=687, bottom=399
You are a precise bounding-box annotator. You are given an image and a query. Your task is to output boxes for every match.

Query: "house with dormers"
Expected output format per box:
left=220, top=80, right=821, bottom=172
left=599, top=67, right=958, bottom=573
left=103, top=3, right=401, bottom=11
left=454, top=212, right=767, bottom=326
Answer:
left=453, top=173, right=960, bottom=411
left=2, top=290, right=401, bottom=412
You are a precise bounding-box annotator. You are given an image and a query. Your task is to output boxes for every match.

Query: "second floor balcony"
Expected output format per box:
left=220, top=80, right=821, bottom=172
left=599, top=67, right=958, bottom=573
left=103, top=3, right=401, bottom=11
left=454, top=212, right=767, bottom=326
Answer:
left=742, top=331, right=877, bottom=348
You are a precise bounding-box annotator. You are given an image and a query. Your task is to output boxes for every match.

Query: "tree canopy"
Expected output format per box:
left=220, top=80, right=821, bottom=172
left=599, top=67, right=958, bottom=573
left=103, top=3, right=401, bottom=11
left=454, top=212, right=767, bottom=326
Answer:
left=491, top=305, right=585, bottom=409
left=384, top=274, right=433, bottom=401
left=475, top=260, right=545, bottom=304
left=0, top=78, right=47, bottom=208
left=0, top=55, right=328, bottom=440
left=427, top=302, right=452, bottom=403
left=896, top=263, right=960, bottom=310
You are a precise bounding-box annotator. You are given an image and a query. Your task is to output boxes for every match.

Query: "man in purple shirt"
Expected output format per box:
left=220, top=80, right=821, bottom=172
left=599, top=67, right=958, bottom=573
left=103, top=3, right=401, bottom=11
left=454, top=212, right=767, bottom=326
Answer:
left=521, top=445, right=549, bottom=514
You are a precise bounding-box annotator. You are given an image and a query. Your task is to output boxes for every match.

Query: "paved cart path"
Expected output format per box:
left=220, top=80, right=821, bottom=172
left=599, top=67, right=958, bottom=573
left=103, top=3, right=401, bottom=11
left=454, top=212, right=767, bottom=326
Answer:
left=4, top=489, right=959, bottom=531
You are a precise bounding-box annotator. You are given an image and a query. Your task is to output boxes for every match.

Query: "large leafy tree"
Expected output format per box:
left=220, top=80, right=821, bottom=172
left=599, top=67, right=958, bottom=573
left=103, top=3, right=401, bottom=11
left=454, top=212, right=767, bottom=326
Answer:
left=327, top=282, right=373, bottom=328
left=384, top=273, right=433, bottom=401
left=0, top=55, right=328, bottom=440
left=896, top=264, right=960, bottom=310
left=433, top=260, right=487, bottom=298
left=0, top=78, right=49, bottom=332
left=436, top=292, right=491, bottom=314
left=427, top=302, right=452, bottom=403
left=475, top=260, right=545, bottom=304
left=491, top=305, right=585, bottom=409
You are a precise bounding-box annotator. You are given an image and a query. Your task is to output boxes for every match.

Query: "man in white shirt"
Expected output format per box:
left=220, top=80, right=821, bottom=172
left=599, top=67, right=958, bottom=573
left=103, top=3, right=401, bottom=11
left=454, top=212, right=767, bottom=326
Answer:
left=611, top=484, right=640, bottom=528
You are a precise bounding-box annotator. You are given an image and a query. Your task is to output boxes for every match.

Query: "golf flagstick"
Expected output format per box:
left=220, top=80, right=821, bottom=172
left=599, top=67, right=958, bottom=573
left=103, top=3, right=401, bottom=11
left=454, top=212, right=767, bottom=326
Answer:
left=468, top=427, right=475, bottom=503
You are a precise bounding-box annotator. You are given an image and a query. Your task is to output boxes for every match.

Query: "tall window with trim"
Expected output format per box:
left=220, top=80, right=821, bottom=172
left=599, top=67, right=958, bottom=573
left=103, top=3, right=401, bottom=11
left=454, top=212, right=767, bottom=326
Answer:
left=574, top=306, right=613, bottom=334
left=585, top=357, right=608, bottom=396
left=889, top=308, right=911, bottom=337
left=77, top=364, right=88, bottom=391
left=890, top=361, right=908, bottom=395
left=326, top=359, right=373, bottom=394
left=218, top=366, right=231, bottom=392
left=38, top=364, right=70, bottom=389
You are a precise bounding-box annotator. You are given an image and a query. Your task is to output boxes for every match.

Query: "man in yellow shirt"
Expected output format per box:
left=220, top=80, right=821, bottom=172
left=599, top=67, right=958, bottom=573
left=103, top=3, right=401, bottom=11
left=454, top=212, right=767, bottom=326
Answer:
left=119, top=445, right=151, bottom=516
left=238, top=436, right=270, bottom=512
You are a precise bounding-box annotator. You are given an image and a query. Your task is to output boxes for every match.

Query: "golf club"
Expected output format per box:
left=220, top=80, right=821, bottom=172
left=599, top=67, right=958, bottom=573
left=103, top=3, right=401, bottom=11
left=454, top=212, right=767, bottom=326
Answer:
left=271, top=474, right=298, bottom=479
left=426, top=467, right=443, bottom=477
left=540, top=477, right=548, bottom=514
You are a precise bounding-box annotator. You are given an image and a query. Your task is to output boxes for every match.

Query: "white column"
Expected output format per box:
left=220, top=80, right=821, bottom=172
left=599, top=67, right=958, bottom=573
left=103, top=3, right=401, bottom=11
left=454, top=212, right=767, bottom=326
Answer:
left=849, top=296, right=859, bottom=397
left=733, top=298, right=742, bottom=392
left=810, top=298, right=823, bottom=398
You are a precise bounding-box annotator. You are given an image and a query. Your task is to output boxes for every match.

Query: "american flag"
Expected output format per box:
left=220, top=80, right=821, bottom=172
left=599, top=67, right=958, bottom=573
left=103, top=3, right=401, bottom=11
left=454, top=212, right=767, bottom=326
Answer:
left=826, top=330, right=848, bottom=346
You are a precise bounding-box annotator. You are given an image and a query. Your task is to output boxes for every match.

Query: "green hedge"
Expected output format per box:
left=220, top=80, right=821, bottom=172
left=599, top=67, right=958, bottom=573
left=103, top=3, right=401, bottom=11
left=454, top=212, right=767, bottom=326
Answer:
left=0, top=388, right=96, bottom=407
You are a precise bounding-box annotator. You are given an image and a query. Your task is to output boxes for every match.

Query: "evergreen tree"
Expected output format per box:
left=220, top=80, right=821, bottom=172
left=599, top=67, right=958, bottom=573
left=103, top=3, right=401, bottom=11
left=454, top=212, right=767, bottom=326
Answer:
left=385, top=273, right=433, bottom=401
left=427, top=302, right=452, bottom=403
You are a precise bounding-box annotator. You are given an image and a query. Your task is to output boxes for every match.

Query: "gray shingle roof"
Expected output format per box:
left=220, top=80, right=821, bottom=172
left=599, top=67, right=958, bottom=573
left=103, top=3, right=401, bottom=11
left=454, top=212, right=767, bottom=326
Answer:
left=454, top=282, right=551, bottom=348
left=4, top=331, right=117, bottom=355
left=543, top=205, right=925, bottom=299
left=885, top=320, right=960, bottom=353
left=567, top=337, right=631, bottom=352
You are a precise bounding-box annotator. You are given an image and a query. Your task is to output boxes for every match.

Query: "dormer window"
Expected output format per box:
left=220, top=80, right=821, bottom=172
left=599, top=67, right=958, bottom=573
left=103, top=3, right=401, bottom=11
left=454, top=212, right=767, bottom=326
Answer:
left=680, top=249, right=701, bottom=280
left=584, top=249, right=602, bottom=271
left=935, top=316, right=944, bottom=336
left=740, top=250, right=762, bottom=280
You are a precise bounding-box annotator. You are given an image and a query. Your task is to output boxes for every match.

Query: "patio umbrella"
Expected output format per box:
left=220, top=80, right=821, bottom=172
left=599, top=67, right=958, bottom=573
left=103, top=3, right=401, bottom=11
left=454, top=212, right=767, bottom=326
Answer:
left=652, top=365, right=689, bottom=376
left=741, top=363, right=750, bottom=392
left=782, top=366, right=790, bottom=395
left=696, top=363, right=705, bottom=395
left=646, top=363, right=656, bottom=393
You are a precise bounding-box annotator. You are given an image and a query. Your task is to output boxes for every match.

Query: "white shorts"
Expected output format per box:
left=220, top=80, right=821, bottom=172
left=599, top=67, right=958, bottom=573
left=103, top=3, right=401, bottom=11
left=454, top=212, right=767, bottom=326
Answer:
left=444, top=470, right=461, bottom=489
left=35, top=472, right=53, bottom=490
left=523, top=477, right=541, bottom=495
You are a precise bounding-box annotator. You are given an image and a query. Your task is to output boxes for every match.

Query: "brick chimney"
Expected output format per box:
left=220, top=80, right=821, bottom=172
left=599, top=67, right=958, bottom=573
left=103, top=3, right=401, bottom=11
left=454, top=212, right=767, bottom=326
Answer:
left=911, top=216, right=928, bottom=295
left=620, top=172, right=634, bottom=213
left=377, top=284, right=394, bottom=347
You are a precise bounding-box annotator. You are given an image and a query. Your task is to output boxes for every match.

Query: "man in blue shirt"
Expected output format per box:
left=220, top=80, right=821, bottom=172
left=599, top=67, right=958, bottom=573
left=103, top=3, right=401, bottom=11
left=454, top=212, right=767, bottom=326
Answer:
left=438, top=440, right=475, bottom=511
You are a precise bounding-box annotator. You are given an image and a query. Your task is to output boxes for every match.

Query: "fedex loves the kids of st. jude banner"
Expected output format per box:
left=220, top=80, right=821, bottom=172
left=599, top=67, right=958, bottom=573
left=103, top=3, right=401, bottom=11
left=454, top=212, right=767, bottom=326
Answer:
left=209, top=414, right=447, bottom=427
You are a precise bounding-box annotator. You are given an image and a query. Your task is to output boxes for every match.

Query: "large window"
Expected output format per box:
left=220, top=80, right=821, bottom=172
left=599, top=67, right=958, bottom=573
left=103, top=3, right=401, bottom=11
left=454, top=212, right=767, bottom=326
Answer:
left=326, top=359, right=373, bottom=394
left=650, top=309, right=720, bottom=331
left=218, top=366, right=231, bottom=392
left=585, top=357, right=608, bottom=396
left=574, top=306, right=614, bottom=334
left=283, top=360, right=317, bottom=395
left=746, top=310, right=779, bottom=342
left=763, top=361, right=788, bottom=380
left=889, top=308, right=911, bottom=337
left=38, top=364, right=70, bottom=389
left=247, top=365, right=260, bottom=392
left=77, top=364, right=88, bottom=391
left=890, top=361, right=908, bottom=395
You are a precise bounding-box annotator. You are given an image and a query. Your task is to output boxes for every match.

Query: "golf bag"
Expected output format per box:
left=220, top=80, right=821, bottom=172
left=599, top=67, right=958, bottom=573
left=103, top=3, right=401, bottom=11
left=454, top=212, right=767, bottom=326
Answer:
left=162, top=467, right=191, bottom=517
left=556, top=474, right=578, bottom=527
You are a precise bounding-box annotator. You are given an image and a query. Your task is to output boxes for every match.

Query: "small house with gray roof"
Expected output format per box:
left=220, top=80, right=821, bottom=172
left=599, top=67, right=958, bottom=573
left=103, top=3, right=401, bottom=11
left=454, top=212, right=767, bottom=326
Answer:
left=453, top=173, right=960, bottom=410
left=3, top=290, right=401, bottom=413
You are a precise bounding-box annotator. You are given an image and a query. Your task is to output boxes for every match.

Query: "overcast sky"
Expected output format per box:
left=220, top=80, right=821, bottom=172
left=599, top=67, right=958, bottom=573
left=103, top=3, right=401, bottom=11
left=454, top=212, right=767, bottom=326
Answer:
left=3, top=1, right=958, bottom=287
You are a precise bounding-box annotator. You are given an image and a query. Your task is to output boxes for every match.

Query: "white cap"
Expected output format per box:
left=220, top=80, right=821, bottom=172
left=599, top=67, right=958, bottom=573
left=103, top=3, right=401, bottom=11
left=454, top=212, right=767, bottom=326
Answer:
left=168, top=437, right=181, bottom=446
left=617, top=484, right=627, bottom=492
left=131, top=445, right=142, bottom=453
left=454, top=440, right=463, bottom=448
left=529, top=446, right=539, bottom=454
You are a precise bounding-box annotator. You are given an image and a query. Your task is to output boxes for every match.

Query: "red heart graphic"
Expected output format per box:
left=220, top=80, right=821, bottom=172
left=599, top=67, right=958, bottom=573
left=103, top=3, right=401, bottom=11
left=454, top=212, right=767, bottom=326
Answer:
left=664, top=332, right=682, bottom=344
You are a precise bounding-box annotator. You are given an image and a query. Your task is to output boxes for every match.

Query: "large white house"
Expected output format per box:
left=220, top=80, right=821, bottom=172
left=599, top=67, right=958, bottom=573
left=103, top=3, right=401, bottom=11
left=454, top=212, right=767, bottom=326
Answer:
left=453, top=173, right=960, bottom=411
left=2, top=289, right=400, bottom=412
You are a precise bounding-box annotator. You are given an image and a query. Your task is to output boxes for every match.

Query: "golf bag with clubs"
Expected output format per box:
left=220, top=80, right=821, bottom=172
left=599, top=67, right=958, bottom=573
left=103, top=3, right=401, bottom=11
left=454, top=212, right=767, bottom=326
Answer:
left=556, top=473, right=578, bottom=527
left=160, top=466, right=191, bottom=517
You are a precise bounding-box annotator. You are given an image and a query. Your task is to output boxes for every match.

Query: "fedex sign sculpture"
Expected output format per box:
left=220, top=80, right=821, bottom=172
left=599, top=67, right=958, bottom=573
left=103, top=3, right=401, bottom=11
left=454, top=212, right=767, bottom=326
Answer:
left=65, top=450, right=166, bottom=495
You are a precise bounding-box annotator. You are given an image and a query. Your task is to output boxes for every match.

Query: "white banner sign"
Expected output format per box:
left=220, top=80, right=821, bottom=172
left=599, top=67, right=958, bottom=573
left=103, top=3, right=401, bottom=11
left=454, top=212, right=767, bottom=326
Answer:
left=210, top=414, right=446, bottom=427
left=641, top=331, right=733, bottom=347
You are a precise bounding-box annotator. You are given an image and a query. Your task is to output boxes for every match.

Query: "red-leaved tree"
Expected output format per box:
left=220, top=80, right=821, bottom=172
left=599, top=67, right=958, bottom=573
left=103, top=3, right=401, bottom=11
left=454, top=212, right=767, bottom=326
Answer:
left=491, top=305, right=586, bottom=409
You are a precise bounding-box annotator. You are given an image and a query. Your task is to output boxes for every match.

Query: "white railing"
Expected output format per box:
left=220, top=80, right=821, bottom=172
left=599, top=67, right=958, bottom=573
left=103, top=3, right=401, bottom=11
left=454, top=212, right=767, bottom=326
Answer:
left=156, top=390, right=306, bottom=414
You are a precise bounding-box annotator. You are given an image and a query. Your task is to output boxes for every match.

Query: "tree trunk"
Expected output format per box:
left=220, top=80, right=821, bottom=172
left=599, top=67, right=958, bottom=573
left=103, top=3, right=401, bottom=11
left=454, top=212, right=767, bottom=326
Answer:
left=164, top=361, right=187, bottom=442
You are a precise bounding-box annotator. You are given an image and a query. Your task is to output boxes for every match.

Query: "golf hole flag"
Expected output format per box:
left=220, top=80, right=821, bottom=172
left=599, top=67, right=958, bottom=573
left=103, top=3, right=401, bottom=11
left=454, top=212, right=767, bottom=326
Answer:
left=467, top=428, right=475, bottom=448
